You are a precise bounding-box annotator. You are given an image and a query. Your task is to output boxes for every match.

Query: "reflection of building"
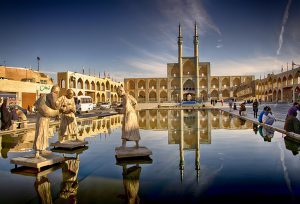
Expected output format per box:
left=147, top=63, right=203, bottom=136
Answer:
left=57, top=71, right=123, bottom=103
left=0, top=115, right=122, bottom=157
left=256, top=67, right=300, bottom=102
left=124, top=24, right=254, bottom=103
left=138, top=109, right=252, bottom=133
left=77, top=114, right=122, bottom=139
left=137, top=109, right=252, bottom=182
left=0, top=66, right=53, bottom=108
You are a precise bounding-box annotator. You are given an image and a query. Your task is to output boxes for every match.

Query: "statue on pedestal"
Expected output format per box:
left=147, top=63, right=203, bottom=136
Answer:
left=33, top=85, right=60, bottom=158
left=117, top=86, right=140, bottom=148
left=56, top=89, right=78, bottom=142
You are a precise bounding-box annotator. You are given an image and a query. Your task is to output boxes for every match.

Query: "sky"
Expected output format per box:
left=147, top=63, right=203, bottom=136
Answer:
left=0, top=0, right=299, bottom=82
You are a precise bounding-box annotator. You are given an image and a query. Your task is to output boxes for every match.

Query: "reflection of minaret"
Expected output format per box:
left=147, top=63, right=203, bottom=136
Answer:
left=195, top=110, right=200, bottom=183
left=179, top=110, right=184, bottom=183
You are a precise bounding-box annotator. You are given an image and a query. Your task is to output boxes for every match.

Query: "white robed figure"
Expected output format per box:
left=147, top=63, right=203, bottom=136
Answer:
left=117, top=86, right=140, bottom=148
left=56, top=89, right=79, bottom=142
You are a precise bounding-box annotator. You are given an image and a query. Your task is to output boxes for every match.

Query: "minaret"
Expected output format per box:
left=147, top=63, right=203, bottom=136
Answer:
left=194, top=21, right=199, bottom=58
left=194, top=21, right=200, bottom=100
left=178, top=24, right=183, bottom=101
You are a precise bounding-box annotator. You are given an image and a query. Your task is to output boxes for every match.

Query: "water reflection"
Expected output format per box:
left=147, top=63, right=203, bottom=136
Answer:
left=137, top=109, right=253, bottom=183
left=116, top=157, right=152, bottom=204
left=285, top=138, right=300, bottom=155
left=35, top=175, right=53, bottom=204
left=0, top=114, right=122, bottom=156
left=59, top=156, right=80, bottom=202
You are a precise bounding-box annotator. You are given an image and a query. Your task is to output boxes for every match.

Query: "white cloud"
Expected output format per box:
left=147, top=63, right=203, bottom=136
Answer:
left=212, top=55, right=300, bottom=78
left=158, top=0, right=221, bottom=36
left=277, top=0, right=293, bottom=55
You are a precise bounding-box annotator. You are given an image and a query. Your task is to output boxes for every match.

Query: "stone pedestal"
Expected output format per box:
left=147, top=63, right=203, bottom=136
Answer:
left=115, top=146, right=152, bottom=158
left=50, top=140, right=88, bottom=149
left=10, top=153, right=65, bottom=172
left=51, top=146, right=88, bottom=155
left=11, top=162, right=63, bottom=177
left=116, top=156, right=153, bottom=165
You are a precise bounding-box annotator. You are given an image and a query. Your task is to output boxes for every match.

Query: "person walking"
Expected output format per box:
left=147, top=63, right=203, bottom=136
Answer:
left=252, top=99, right=259, bottom=118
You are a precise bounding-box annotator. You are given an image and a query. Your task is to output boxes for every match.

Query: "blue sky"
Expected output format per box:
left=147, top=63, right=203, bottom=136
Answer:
left=0, top=0, right=299, bottom=81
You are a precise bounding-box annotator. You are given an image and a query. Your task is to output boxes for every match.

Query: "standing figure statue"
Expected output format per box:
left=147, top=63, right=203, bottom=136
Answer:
left=117, top=86, right=140, bottom=148
left=56, top=89, right=78, bottom=142
left=33, top=85, right=60, bottom=158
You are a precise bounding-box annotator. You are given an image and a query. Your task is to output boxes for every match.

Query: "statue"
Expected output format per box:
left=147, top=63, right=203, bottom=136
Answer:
left=33, top=85, right=60, bottom=158
left=56, top=89, right=79, bottom=142
left=117, top=86, right=140, bottom=148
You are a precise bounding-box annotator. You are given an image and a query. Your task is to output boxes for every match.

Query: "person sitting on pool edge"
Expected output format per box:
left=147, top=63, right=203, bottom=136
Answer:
left=262, top=106, right=276, bottom=126
left=258, top=106, right=269, bottom=123
left=284, top=111, right=300, bottom=134
left=239, top=103, right=246, bottom=116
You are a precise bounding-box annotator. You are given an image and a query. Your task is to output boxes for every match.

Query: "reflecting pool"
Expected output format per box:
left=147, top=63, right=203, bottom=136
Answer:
left=1, top=110, right=300, bottom=203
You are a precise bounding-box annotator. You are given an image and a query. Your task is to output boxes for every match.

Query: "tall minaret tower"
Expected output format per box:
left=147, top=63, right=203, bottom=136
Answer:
left=194, top=21, right=200, bottom=99
left=178, top=24, right=183, bottom=101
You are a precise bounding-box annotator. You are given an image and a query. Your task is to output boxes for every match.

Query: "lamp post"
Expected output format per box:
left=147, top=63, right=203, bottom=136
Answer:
left=37, top=57, right=40, bottom=71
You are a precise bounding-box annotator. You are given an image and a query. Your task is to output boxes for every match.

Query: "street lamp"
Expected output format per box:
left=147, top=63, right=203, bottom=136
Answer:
left=37, top=57, right=40, bottom=71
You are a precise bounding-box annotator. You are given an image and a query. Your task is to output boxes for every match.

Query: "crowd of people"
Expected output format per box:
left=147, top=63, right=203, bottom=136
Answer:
left=228, top=97, right=300, bottom=135
left=0, top=98, right=28, bottom=131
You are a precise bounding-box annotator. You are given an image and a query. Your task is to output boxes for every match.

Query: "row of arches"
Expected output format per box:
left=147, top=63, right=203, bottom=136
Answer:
left=127, top=77, right=252, bottom=91
left=257, top=86, right=300, bottom=102
left=137, top=110, right=251, bottom=130
left=128, top=89, right=235, bottom=102
left=61, top=78, right=119, bottom=92
left=127, top=79, right=168, bottom=90
left=170, top=62, right=208, bottom=77
left=257, top=73, right=300, bottom=92
left=76, top=91, right=120, bottom=103
left=129, top=90, right=168, bottom=103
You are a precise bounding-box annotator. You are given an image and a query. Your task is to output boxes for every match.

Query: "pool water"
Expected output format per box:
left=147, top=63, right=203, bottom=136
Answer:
left=0, top=109, right=300, bottom=204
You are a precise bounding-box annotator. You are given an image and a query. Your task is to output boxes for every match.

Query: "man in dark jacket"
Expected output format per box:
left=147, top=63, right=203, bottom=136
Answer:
left=253, top=99, right=259, bottom=118
left=284, top=111, right=300, bottom=134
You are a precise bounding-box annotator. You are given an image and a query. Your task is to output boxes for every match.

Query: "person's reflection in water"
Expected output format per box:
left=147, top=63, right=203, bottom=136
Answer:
left=59, top=156, right=80, bottom=203
left=239, top=118, right=246, bottom=126
left=120, top=164, right=141, bottom=204
left=260, top=127, right=274, bottom=142
left=34, top=176, right=53, bottom=204
left=284, top=138, right=300, bottom=155
left=253, top=124, right=258, bottom=134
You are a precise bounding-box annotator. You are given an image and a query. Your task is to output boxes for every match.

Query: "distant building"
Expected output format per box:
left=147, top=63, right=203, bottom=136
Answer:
left=256, top=67, right=300, bottom=102
left=235, top=80, right=256, bottom=101
left=57, top=71, right=123, bottom=103
left=0, top=66, right=53, bottom=108
left=124, top=24, right=254, bottom=103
